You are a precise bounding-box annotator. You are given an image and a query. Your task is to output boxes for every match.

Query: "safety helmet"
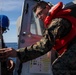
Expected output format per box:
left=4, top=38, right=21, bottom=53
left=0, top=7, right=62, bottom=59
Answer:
left=0, top=15, right=9, bottom=31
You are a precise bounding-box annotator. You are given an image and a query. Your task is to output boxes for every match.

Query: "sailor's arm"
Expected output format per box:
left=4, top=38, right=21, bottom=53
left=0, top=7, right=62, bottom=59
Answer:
left=13, top=18, right=71, bottom=62
left=16, top=29, right=54, bottom=62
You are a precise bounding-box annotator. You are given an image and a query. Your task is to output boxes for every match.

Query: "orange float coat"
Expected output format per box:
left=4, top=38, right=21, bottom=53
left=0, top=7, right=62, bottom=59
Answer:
left=44, top=2, right=76, bottom=54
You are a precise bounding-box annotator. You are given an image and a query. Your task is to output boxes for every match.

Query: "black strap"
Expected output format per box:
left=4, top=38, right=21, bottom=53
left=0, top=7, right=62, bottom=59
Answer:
left=17, top=63, right=22, bottom=75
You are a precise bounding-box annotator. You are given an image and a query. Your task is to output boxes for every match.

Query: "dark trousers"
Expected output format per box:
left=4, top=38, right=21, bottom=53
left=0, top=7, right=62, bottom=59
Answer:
left=52, top=44, right=76, bottom=75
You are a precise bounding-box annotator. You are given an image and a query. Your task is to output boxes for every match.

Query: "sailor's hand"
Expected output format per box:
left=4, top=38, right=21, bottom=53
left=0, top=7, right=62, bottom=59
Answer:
left=0, top=48, right=17, bottom=61
left=7, top=59, right=15, bottom=72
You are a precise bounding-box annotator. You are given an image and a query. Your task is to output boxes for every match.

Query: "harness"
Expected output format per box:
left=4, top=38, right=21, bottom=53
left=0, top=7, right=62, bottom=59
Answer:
left=44, top=2, right=76, bottom=54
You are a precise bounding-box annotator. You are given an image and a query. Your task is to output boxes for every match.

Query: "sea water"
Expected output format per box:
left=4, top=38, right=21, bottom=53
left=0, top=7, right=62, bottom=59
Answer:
left=5, top=42, right=18, bottom=49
